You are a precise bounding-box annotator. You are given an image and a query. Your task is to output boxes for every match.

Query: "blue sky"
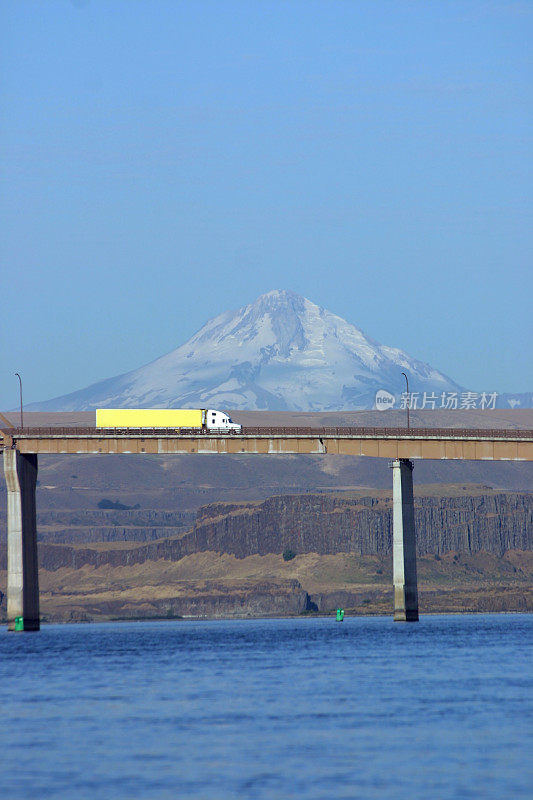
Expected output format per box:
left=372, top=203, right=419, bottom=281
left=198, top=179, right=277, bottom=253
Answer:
left=1, top=0, right=532, bottom=409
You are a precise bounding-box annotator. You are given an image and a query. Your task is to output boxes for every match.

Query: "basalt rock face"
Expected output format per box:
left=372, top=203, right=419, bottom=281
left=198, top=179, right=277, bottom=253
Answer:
left=1, top=490, right=530, bottom=572
left=0, top=508, right=195, bottom=545
left=188, top=492, right=533, bottom=559
left=35, top=509, right=195, bottom=544
left=37, top=580, right=311, bottom=623
left=187, top=497, right=384, bottom=559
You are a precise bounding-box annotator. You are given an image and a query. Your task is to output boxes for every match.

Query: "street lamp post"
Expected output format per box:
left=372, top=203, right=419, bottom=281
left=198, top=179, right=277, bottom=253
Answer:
left=15, top=373, right=23, bottom=430
left=401, top=372, right=410, bottom=430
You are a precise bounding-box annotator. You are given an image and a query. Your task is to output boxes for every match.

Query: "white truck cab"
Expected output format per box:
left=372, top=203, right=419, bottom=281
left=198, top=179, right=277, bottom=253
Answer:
left=206, top=409, right=241, bottom=432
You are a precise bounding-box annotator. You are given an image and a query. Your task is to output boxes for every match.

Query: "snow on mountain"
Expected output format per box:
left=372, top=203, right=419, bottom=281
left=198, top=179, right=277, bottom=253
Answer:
left=29, top=290, right=464, bottom=412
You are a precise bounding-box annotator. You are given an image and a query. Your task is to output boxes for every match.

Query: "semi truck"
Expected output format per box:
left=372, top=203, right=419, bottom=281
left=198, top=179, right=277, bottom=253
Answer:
left=96, top=409, right=241, bottom=432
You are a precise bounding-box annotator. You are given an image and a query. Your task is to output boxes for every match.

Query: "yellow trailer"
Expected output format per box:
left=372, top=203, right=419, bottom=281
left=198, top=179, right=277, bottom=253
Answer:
left=96, top=409, right=205, bottom=428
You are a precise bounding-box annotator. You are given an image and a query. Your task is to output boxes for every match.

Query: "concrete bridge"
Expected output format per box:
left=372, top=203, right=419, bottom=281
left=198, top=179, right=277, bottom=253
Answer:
left=2, top=425, right=533, bottom=630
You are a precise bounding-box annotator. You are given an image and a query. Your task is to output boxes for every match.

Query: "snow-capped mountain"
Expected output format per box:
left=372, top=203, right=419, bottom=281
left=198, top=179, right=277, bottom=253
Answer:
left=29, top=290, right=466, bottom=412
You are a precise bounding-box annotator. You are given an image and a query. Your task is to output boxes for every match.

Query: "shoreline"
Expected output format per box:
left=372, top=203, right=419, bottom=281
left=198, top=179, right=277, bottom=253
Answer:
left=6, top=607, right=529, bottom=627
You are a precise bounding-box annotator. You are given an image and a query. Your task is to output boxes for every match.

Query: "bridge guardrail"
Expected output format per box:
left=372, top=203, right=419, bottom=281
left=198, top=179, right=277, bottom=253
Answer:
left=3, top=426, right=533, bottom=439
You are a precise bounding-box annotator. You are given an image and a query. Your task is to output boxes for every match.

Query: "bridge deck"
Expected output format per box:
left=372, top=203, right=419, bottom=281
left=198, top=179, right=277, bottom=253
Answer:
left=2, top=426, right=533, bottom=460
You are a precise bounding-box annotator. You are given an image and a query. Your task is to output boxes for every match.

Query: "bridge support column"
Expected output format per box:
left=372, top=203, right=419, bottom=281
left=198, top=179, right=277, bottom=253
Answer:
left=391, top=458, right=419, bottom=622
left=4, top=449, right=40, bottom=631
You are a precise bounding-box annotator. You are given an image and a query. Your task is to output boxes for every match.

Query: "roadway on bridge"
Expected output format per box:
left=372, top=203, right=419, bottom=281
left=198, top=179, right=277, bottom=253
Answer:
left=2, top=425, right=533, bottom=460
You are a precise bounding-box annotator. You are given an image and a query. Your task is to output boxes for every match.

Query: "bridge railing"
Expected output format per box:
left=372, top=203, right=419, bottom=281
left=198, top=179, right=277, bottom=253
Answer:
left=3, top=426, right=533, bottom=439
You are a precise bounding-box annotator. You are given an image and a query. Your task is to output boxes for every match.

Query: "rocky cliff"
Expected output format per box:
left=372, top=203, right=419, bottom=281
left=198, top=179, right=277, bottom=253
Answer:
left=35, top=509, right=195, bottom=544
left=188, top=491, right=532, bottom=559
left=1, top=488, right=530, bottom=572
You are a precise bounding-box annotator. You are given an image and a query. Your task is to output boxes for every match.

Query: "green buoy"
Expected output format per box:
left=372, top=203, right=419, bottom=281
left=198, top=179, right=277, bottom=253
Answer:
left=14, top=616, right=24, bottom=631
left=336, top=608, right=344, bottom=622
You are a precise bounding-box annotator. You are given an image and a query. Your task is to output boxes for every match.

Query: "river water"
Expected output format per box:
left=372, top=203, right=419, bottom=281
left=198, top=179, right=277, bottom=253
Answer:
left=1, top=614, right=531, bottom=799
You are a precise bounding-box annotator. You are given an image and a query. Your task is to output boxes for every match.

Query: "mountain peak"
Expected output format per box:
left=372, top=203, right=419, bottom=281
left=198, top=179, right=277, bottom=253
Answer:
left=255, top=288, right=300, bottom=301
left=245, top=288, right=308, bottom=314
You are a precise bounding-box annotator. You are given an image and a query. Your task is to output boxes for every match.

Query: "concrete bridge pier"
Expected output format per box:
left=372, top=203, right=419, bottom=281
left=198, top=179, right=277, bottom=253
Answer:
left=4, top=449, right=40, bottom=631
left=391, top=458, right=419, bottom=622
